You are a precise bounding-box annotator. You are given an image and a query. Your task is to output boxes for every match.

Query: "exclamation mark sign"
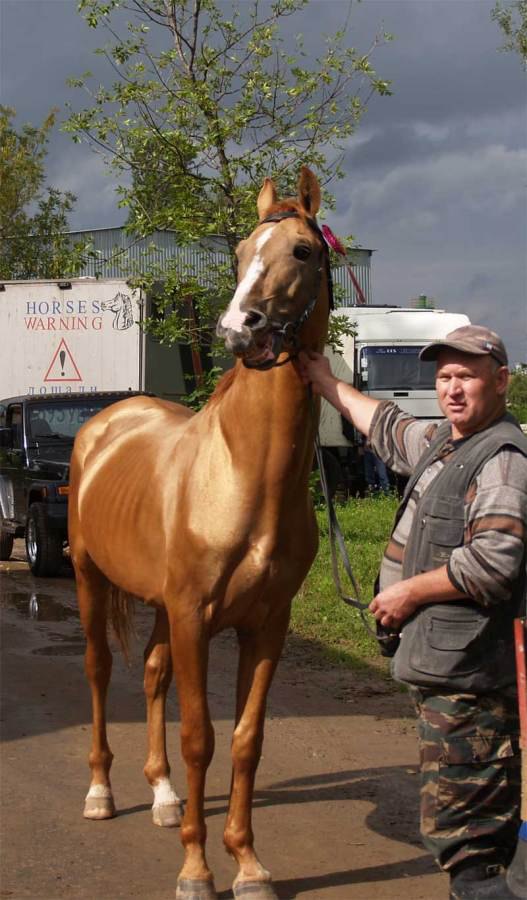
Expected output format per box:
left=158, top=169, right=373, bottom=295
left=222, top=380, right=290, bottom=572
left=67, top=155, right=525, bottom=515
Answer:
left=60, top=350, right=66, bottom=376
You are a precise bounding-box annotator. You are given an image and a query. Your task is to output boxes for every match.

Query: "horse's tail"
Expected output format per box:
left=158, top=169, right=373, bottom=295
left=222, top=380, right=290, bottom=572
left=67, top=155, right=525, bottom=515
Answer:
left=108, top=585, right=137, bottom=662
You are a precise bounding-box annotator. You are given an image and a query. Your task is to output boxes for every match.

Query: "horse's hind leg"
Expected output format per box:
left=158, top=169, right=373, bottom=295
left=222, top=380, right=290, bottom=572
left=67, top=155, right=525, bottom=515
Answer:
left=143, top=606, right=183, bottom=827
left=76, top=552, right=116, bottom=820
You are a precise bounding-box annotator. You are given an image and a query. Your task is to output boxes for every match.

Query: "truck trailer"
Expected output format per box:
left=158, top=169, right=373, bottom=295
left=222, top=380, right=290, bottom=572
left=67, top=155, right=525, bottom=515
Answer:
left=0, top=277, right=193, bottom=399
left=320, top=305, right=471, bottom=493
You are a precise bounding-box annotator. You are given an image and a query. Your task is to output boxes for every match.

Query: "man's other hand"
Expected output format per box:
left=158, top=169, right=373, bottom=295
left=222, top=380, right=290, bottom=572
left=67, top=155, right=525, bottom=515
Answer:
left=369, top=581, right=418, bottom=631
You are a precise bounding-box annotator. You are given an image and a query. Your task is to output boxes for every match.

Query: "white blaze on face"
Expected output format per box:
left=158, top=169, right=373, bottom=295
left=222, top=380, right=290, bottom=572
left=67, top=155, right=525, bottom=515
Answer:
left=221, top=226, right=275, bottom=331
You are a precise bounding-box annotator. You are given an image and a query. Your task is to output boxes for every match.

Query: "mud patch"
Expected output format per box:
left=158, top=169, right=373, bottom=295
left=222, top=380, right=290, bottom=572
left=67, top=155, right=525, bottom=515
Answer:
left=32, top=644, right=85, bottom=656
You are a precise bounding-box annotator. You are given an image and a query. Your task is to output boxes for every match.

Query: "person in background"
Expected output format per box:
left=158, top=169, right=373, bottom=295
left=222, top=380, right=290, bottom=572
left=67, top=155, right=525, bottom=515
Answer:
left=297, top=325, right=527, bottom=900
left=362, top=437, right=391, bottom=494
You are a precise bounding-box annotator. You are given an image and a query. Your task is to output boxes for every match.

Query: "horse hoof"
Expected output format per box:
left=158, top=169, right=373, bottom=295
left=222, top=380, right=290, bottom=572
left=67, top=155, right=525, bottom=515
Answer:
left=83, top=795, right=116, bottom=820
left=233, top=881, right=278, bottom=900
left=152, top=800, right=184, bottom=827
left=176, top=878, right=217, bottom=900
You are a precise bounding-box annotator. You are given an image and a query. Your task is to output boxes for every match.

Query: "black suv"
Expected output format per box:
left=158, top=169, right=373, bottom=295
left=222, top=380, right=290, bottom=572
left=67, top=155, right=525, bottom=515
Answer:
left=0, top=392, right=147, bottom=576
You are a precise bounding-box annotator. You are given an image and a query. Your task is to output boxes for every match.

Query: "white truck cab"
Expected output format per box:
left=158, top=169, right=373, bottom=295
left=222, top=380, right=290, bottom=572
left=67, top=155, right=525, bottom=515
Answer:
left=319, top=305, right=471, bottom=491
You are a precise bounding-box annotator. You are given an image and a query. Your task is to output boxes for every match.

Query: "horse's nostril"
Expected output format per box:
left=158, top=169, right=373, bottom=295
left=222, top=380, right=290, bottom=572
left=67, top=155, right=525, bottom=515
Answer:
left=244, top=309, right=268, bottom=331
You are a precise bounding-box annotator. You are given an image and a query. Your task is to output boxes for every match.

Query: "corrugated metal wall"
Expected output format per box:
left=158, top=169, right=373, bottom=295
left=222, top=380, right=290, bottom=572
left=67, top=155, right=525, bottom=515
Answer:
left=68, top=228, right=372, bottom=305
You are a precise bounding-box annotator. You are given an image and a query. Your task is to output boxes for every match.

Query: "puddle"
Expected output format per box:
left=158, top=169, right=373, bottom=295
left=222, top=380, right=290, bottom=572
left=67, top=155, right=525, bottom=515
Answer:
left=0, top=589, right=89, bottom=655
left=1, top=591, right=78, bottom=622
left=44, top=630, right=85, bottom=643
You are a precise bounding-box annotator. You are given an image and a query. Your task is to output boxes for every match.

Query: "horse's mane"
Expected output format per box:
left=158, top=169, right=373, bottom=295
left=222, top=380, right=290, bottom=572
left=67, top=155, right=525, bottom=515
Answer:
left=265, top=199, right=306, bottom=219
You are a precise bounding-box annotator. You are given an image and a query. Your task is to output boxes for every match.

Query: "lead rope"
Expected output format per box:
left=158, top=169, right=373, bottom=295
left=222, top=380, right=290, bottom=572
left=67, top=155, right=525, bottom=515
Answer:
left=309, top=390, right=397, bottom=644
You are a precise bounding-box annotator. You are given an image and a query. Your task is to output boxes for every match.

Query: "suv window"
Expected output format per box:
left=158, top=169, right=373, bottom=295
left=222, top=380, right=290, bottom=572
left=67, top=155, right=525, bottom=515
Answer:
left=7, top=405, right=23, bottom=450
left=26, top=398, right=121, bottom=442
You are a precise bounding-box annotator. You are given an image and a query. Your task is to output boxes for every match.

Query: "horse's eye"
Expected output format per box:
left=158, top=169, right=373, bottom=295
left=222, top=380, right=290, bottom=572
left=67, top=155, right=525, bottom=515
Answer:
left=293, top=244, right=311, bottom=261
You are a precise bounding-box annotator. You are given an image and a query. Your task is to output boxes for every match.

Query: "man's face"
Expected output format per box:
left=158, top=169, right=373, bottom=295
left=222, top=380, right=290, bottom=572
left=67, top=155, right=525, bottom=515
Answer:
left=435, top=350, right=509, bottom=439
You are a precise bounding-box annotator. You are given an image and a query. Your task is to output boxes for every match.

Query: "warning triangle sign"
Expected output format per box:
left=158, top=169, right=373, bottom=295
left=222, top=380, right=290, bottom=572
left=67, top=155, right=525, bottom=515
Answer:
left=44, top=339, right=83, bottom=383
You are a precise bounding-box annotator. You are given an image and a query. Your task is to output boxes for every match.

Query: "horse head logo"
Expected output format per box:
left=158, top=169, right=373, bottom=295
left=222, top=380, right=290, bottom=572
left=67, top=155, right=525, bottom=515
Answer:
left=101, top=293, right=134, bottom=330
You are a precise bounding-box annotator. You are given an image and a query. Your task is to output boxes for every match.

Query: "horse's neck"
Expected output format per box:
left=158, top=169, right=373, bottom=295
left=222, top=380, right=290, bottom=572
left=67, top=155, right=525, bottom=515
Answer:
left=212, top=284, right=328, bottom=487
left=216, top=363, right=314, bottom=485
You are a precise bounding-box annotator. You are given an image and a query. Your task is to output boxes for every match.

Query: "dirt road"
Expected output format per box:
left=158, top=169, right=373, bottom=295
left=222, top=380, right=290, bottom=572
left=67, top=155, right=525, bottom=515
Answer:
left=0, top=543, right=447, bottom=900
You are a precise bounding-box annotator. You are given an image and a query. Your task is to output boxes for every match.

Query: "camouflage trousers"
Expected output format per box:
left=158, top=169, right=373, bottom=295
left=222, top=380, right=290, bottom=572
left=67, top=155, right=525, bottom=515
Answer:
left=410, top=687, right=521, bottom=873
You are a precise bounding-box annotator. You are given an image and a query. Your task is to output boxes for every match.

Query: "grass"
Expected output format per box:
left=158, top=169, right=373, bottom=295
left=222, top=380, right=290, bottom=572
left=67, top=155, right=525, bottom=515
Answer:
left=290, top=493, right=399, bottom=671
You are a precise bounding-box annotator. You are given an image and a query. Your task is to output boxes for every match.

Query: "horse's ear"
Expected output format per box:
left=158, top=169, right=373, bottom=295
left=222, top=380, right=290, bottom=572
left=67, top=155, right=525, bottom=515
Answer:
left=297, top=167, right=321, bottom=217
left=257, top=178, right=278, bottom=220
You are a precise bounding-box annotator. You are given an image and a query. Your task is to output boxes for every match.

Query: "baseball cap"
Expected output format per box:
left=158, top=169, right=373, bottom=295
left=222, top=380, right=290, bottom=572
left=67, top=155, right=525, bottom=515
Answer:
left=419, top=325, right=508, bottom=367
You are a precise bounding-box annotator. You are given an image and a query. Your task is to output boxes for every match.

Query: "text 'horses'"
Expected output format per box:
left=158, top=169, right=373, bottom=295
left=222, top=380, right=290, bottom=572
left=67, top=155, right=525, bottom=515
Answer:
left=69, top=168, right=331, bottom=900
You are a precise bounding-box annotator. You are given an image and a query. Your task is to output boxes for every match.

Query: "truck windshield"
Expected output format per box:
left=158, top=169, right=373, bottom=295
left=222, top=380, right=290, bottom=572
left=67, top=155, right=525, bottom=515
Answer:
left=27, top=399, right=114, bottom=442
left=360, top=346, right=436, bottom=391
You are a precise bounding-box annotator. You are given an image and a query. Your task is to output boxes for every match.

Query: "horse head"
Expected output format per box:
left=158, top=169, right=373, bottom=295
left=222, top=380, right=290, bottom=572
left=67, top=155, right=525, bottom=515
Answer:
left=216, top=167, right=329, bottom=369
left=101, top=294, right=122, bottom=313
left=101, top=293, right=134, bottom=330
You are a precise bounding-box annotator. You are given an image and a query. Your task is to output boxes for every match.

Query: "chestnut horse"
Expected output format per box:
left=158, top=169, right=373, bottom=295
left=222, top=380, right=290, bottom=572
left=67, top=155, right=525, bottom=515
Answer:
left=69, top=167, right=330, bottom=900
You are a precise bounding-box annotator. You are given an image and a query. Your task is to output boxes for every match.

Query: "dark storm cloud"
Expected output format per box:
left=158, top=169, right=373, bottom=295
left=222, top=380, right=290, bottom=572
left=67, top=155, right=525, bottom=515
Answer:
left=1, top=0, right=526, bottom=362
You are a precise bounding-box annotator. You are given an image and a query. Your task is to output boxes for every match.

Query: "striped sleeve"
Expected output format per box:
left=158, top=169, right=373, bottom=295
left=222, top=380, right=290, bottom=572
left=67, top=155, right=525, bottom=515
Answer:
left=447, top=448, right=527, bottom=606
left=368, top=401, right=440, bottom=476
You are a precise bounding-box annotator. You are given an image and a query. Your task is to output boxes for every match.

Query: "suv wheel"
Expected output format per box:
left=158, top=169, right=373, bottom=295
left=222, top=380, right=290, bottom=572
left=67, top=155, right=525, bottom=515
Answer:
left=0, top=521, right=14, bottom=561
left=25, top=503, right=64, bottom=577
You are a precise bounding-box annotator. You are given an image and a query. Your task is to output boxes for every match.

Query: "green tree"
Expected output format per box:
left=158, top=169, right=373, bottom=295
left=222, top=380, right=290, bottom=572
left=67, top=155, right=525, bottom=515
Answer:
left=492, top=1, right=527, bottom=66
left=0, top=106, right=93, bottom=280
left=65, top=0, right=391, bottom=355
left=508, top=368, right=527, bottom=423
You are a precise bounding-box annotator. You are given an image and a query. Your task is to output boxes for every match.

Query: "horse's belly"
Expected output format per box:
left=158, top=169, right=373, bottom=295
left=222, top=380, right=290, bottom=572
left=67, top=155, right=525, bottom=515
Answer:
left=79, top=486, right=166, bottom=599
left=76, top=445, right=173, bottom=599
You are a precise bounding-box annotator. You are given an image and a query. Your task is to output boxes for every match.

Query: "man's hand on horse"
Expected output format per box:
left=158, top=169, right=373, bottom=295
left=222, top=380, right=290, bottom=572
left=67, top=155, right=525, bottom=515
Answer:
left=296, top=350, right=334, bottom=394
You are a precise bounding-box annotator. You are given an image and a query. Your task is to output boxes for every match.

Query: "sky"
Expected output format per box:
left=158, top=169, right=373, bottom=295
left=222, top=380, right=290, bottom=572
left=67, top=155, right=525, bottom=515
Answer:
left=1, top=0, right=526, bottom=363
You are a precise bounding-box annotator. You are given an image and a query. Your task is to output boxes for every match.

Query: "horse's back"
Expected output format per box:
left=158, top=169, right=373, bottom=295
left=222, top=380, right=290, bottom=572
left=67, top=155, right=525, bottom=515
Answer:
left=73, top=394, right=194, bottom=465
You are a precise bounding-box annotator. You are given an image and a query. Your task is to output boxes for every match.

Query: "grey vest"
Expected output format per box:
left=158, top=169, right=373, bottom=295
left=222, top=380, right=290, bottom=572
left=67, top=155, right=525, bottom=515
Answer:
left=391, top=414, right=527, bottom=693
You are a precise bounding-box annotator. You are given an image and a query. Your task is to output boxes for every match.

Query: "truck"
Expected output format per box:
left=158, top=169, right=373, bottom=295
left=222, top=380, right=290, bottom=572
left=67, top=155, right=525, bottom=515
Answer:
left=0, top=277, right=196, bottom=400
left=320, top=305, right=471, bottom=493
left=0, top=277, right=203, bottom=575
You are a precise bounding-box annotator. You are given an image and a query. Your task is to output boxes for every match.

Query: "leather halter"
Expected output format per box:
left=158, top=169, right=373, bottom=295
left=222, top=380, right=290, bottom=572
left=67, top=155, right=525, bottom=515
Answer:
left=242, top=210, right=333, bottom=370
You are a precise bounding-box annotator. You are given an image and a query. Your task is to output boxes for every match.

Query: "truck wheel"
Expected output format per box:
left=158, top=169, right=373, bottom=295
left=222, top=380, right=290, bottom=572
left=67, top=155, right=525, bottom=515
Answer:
left=0, top=523, right=14, bottom=561
left=25, top=503, right=64, bottom=577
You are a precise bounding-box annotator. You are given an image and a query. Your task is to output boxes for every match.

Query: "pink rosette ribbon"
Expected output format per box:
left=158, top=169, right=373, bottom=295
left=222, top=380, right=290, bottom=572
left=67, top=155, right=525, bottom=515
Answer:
left=321, top=224, right=367, bottom=306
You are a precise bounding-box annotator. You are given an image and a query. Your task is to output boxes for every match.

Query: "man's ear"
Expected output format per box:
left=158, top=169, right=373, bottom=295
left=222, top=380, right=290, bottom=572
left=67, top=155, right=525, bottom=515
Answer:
left=496, top=366, right=510, bottom=396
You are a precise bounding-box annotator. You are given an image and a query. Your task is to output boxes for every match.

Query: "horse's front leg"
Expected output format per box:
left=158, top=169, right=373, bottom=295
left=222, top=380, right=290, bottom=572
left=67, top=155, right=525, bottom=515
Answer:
left=224, top=605, right=291, bottom=900
left=169, top=611, right=217, bottom=900
left=143, top=606, right=184, bottom=827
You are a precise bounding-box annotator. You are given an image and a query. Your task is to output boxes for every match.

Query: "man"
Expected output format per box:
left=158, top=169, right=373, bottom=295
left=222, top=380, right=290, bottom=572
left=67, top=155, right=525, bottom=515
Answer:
left=298, top=325, right=527, bottom=900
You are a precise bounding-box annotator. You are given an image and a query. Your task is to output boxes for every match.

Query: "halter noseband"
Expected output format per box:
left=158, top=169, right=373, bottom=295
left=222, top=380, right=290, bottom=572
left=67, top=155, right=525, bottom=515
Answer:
left=243, top=210, right=334, bottom=370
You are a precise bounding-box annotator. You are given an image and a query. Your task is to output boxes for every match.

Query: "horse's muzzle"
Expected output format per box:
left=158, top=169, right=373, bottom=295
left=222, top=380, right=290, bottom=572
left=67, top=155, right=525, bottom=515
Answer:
left=216, top=308, right=269, bottom=356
